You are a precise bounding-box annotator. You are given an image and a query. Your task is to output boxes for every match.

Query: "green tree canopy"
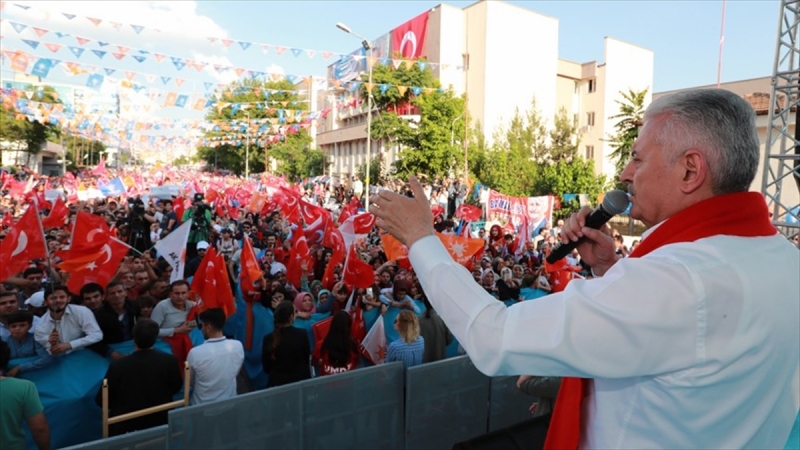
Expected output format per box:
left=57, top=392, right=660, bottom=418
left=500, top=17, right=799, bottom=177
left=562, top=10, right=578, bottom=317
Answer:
left=0, top=85, right=62, bottom=157
left=196, top=78, right=318, bottom=178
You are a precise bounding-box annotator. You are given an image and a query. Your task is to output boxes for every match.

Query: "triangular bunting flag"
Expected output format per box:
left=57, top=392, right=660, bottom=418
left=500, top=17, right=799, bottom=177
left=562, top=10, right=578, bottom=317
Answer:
left=44, top=43, right=62, bottom=53
left=290, top=48, right=302, bottom=57
left=125, top=71, right=136, bottom=80
left=132, top=55, right=146, bottom=63
left=32, top=27, right=49, bottom=37
left=117, top=45, right=130, bottom=54
left=110, top=22, right=122, bottom=30
left=112, top=52, right=126, bottom=60
left=92, top=49, right=106, bottom=59
left=306, top=50, right=315, bottom=58
left=175, top=78, right=185, bottom=87
left=21, top=39, right=39, bottom=49
left=397, top=85, right=408, bottom=96
left=153, top=53, right=166, bottom=62
left=238, top=41, right=251, bottom=50
left=68, top=46, right=84, bottom=57
left=87, top=17, right=102, bottom=26
left=130, top=24, right=144, bottom=34
left=322, top=51, right=332, bottom=59
left=55, top=32, right=70, bottom=38
left=104, top=68, right=115, bottom=75
left=171, top=57, right=186, bottom=70
left=261, top=44, right=270, bottom=54
left=9, top=22, right=27, bottom=33
left=275, top=46, right=287, bottom=55
left=161, top=76, right=171, bottom=85
left=97, top=41, right=109, bottom=47
left=75, top=36, right=90, bottom=46
left=62, top=13, right=76, bottom=20
left=221, top=39, right=233, bottom=48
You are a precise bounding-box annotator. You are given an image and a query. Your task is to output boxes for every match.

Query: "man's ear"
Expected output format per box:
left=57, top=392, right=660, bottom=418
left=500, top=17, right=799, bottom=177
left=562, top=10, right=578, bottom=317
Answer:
left=678, top=149, right=708, bottom=194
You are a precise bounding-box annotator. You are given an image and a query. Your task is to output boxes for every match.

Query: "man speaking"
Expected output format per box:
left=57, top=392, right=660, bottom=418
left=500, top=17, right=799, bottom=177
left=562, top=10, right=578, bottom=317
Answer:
left=369, top=89, right=799, bottom=449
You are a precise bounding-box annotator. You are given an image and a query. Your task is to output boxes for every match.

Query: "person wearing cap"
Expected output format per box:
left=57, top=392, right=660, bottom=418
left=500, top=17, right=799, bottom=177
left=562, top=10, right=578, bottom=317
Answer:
left=184, top=241, right=209, bottom=279
left=24, top=292, right=47, bottom=318
left=182, top=194, right=213, bottom=261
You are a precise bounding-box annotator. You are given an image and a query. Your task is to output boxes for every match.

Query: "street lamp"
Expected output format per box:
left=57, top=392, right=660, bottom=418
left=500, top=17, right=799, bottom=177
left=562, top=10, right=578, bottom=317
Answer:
left=336, top=21, right=373, bottom=210
left=244, top=109, right=250, bottom=178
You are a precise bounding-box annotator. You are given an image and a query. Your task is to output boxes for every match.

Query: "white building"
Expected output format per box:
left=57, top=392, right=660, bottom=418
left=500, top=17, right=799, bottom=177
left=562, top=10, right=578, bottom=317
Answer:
left=316, top=0, right=654, bottom=182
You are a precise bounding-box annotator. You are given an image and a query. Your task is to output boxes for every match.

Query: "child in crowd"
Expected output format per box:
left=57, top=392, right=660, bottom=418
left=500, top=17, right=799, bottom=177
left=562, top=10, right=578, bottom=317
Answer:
left=1, top=310, right=54, bottom=377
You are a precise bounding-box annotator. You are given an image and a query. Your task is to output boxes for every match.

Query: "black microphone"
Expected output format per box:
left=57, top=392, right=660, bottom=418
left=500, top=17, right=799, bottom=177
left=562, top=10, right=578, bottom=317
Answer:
left=546, top=190, right=630, bottom=264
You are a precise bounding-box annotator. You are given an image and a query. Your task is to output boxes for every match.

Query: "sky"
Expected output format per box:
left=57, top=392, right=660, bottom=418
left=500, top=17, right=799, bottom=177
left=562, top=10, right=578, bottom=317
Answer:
left=0, top=0, right=779, bottom=123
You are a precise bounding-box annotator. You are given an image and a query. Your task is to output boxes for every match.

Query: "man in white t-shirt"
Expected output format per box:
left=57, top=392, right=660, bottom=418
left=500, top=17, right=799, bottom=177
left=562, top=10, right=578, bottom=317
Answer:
left=187, top=308, right=244, bottom=405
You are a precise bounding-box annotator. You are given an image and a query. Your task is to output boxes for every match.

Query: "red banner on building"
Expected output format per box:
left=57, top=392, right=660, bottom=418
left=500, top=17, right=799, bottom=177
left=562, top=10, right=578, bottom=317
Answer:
left=392, top=11, right=429, bottom=59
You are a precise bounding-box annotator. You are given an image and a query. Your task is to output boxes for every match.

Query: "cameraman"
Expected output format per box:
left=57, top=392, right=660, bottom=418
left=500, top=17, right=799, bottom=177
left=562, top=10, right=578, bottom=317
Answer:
left=122, top=197, right=156, bottom=254
left=182, top=194, right=213, bottom=261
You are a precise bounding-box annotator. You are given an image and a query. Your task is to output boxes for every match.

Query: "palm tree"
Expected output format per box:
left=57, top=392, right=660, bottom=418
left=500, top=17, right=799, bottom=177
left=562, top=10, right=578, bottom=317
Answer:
left=606, top=88, right=648, bottom=187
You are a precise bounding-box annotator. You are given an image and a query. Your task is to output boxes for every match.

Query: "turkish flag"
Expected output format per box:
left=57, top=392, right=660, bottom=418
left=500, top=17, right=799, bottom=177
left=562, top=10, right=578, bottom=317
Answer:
left=431, top=204, right=445, bottom=218
left=274, top=187, right=302, bottom=223
left=342, top=243, right=374, bottom=289
left=1, top=212, right=13, bottom=228
left=0, top=206, right=47, bottom=281
left=391, top=11, right=429, bottom=59
left=66, top=237, right=130, bottom=294
left=287, top=235, right=313, bottom=288
left=337, top=197, right=361, bottom=225
left=239, top=236, right=262, bottom=294
left=321, top=226, right=345, bottom=290
left=191, top=246, right=218, bottom=302
left=42, top=196, right=69, bottom=229
left=455, top=204, right=482, bottom=222
left=352, top=213, right=376, bottom=234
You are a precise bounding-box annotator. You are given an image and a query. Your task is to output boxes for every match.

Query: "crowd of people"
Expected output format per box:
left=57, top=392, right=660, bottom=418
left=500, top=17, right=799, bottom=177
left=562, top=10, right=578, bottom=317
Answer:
left=1, top=89, right=798, bottom=450
left=0, top=158, right=586, bottom=448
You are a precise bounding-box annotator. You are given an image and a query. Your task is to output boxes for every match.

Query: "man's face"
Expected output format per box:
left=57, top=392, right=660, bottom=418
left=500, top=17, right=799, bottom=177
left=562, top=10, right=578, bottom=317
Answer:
left=169, top=285, right=189, bottom=308
left=106, top=285, right=127, bottom=310
left=0, top=294, right=19, bottom=317
left=132, top=259, right=145, bottom=271
left=119, top=272, right=135, bottom=289
left=620, top=114, right=682, bottom=227
left=82, top=290, right=104, bottom=311
left=47, top=290, right=69, bottom=313
left=266, top=236, right=276, bottom=247
left=25, top=273, right=42, bottom=291
left=150, top=281, right=168, bottom=299
left=135, top=272, right=149, bottom=288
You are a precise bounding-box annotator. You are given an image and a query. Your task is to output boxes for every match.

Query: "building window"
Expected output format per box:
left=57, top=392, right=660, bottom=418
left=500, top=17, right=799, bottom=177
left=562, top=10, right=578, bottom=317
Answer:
left=585, top=145, right=594, bottom=160
left=586, top=112, right=595, bottom=127
left=588, top=79, right=596, bottom=93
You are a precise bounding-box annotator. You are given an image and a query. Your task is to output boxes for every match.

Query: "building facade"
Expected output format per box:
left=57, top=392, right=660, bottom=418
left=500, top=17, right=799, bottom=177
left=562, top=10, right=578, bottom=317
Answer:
left=315, top=0, right=654, bottom=182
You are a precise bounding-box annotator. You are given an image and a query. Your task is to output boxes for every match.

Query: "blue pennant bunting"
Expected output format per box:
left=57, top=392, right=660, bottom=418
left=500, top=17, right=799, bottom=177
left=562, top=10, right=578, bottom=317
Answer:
left=379, top=84, right=390, bottom=94
left=131, top=24, right=144, bottom=34
left=9, top=22, right=28, bottom=34
left=171, top=57, right=186, bottom=70
left=411, top=86, right=423, bottom=96
left=175, top=94, right=188, bottom=108
left=160, top=76, right=171, bottom=85
left=15, top=4, right=31, bottom=9
left=290, top=48, right=303, bottom=57
left=104, top=68, right=116, bottom=76
left=54, top=32, right=71, bottom=38
left=286, top=74, right=299, bottom=83
left=86, top=74, right=104, bottom=89
left=91, top=50, right=106, bottom=59
left=69, top=46, right=84, bottom=58
left=238, top=41, right=251, bottom=50
left=138, top=49, right=149, bottom=55
left=31, top=58, right=54, bottom=78
left=21, top=39, right=40, bottom=50
left=418, top=62, right=428, bottom=71
left=132, top=55, right=146, bottom=63
left=97, top=41, right=109, bottom=47
left=62, top=13, right=76, bottom=20
left=203, top=82, right=214, bottom=91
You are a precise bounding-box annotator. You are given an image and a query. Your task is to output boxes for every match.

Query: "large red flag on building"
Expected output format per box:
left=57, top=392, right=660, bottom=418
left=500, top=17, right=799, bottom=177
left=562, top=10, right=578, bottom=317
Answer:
left=0, top=206, right=47, bottom=281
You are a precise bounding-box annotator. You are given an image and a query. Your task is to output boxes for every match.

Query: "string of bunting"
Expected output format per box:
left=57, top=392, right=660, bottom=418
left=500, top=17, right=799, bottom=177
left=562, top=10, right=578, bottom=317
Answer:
left=2, top=48, right=448, bottom=108
left=0, top=3, right=465, bottom=68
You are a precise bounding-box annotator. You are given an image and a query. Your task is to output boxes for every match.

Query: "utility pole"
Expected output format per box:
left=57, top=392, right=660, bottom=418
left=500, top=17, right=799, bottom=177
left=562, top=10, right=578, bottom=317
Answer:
left=462, top=50, right=470, bottom=180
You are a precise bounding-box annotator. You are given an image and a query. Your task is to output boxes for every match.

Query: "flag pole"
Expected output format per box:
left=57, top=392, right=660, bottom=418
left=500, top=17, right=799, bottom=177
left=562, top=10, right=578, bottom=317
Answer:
left=716, top=0, right=727, bottom=88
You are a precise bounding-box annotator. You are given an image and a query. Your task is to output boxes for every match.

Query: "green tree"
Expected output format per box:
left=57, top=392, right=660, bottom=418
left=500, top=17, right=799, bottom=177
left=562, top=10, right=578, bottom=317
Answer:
left=533, top=158, right=609, bottom=220
left=606, top=88, right=648, bottom=187
left=358, top=59, right=466, bottom=179
left=196, top=78, right=312, bottom=176
left=0, top=85, right=62, bottom=163
left=548, top=108, right=579, bottom=163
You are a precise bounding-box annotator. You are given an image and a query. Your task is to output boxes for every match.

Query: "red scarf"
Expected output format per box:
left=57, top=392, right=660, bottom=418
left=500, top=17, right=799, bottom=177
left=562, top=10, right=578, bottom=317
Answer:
left=544, top=192, right=776, bottom=450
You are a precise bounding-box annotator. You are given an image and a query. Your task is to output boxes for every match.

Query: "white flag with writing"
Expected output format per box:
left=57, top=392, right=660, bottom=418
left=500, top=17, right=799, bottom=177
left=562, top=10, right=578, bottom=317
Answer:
left=154, top=219, right=192, bottom=282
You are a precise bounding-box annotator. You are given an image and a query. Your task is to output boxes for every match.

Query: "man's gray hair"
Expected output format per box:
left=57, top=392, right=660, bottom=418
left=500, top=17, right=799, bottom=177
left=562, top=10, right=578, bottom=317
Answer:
left=644, top=89, right=760, bottom=194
